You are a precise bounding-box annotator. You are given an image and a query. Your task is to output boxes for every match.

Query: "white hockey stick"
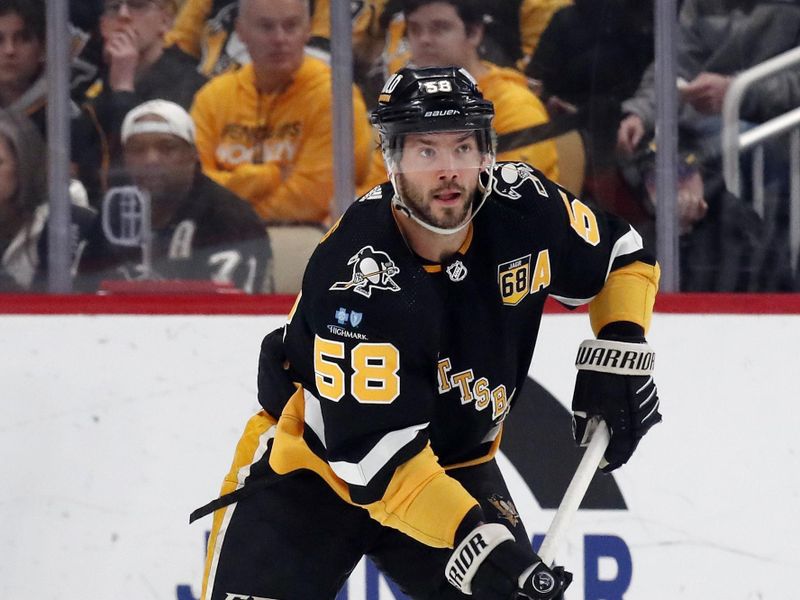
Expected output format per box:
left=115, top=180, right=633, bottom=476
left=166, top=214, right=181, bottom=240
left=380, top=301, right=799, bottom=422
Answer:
left=537, top=418, right=611, bottom=565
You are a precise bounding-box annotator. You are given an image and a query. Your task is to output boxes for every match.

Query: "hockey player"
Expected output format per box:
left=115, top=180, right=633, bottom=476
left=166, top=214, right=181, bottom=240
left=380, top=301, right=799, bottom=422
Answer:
left=192, top=66, right=662, bottom=599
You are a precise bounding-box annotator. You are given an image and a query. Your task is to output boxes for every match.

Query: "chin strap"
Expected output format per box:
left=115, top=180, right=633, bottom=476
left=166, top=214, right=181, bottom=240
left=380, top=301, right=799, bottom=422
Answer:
left=388, top=158, right=496, bottom=236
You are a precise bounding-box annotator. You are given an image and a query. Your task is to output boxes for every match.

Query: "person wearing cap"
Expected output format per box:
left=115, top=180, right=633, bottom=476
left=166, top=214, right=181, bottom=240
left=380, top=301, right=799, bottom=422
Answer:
left=77, top=99, right=273, bottom=293
left=72, top=0, right=208, bottom=203
left=191, top=66, right=661, bottom=600
left=189, top=0, right=373, bottom=225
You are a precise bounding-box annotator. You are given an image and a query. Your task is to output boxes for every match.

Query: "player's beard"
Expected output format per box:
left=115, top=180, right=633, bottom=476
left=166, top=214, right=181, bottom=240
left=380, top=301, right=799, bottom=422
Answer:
left=396, top=173, right=475, bottom=231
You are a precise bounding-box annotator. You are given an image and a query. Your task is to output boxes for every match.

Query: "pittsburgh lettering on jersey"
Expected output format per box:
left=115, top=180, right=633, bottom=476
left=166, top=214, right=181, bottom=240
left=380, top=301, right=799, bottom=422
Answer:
left=437, top=357, right=513, bottom=421
left=215, top=122, right=302, bottom=166
left=497, top=250, right=551, bottom=305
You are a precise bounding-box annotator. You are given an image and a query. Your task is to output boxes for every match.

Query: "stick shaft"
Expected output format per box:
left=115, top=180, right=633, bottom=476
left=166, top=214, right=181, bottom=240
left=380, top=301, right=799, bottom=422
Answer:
left=538, top=420, right=610, bottom=565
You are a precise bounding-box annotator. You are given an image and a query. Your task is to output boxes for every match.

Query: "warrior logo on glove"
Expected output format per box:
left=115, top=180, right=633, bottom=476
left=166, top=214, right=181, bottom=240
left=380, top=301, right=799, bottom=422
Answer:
left=572, top=335, right=662, bottom=472
left=532, top=570, right=556, bottom=594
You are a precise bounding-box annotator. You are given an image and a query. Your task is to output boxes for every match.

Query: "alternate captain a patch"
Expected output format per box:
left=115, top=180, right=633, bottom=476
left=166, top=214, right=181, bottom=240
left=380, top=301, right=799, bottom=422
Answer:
left=330, top=245, right=401, bottom=298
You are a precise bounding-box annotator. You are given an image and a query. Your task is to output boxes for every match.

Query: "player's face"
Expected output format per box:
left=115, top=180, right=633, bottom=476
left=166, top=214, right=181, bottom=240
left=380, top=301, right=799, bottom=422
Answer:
left=395, top=130, right=485, bottom=230
left=0, top=13, right=44, bottom=93
left=237, top=0, right=310, bottom=79
left=405, top=2, right=480, bottom=69
left=123, top=130, right=196, bottom=203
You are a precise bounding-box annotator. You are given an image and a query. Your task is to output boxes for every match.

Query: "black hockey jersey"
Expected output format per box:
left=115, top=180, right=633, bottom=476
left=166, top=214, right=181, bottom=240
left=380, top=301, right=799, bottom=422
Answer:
left=77, top=172, right=272, bottom=293
left=265, top=161, right=659, bottom=548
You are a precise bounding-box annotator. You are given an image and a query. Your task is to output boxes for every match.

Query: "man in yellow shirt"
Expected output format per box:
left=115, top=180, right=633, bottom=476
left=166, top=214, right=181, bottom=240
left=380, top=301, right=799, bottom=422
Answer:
left=190, top=0, right=373, bottom=224
left=358, top=0, right=559, bottom=194
left=167, top=0, right=378, bottom=76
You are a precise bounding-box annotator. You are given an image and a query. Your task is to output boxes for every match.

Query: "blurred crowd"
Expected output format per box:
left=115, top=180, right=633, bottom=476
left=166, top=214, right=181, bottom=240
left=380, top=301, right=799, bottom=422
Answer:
left=1, top=0, right=798, bottom=294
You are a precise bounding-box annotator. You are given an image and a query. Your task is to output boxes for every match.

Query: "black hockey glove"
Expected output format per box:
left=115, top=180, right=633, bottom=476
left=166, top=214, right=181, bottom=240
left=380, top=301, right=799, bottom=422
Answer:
left=257, top=327, right=297, bottom=418
left=571, top=332, right=661, bottom=472
left=445, top=523, right=572, bottom=599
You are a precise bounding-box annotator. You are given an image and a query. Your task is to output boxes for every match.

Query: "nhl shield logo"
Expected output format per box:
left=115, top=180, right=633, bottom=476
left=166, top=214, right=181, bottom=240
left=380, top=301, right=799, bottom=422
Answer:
left=330, top=245, right=401, bottom=298
left=498, top=254, right=531, bottom=306
left=445, top=259, right=468, bottom=282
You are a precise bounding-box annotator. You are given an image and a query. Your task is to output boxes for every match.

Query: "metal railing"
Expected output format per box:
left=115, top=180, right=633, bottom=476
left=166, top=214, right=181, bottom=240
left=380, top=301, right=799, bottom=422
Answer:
left=722, top=45, right=800, bottom=272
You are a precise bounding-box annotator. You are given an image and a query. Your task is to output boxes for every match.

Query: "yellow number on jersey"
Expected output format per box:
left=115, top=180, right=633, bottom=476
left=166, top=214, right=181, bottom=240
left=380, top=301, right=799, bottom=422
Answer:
left=352, top=343, right=400, bottom=404
left=314, top=336, right=346, bottom=401
left=559, top=190, right=600, bottom=246
left=314, top=336, right=400, bottom=404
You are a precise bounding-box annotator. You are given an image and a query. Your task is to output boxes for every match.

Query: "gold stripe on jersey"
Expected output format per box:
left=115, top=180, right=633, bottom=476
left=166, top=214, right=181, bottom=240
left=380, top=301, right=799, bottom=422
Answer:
left=444, top=428, right=504, bottom=471
left=269, top=387, right=478, bottom=548
left=201, top=410, right=278, bottom=600
left=458, top=223, right=475, bottom=254
left=589, top=261, right=660, bottom=335
left=320, top=215, right=343, bottom=244
left=287, top=292, right=302, bottom=325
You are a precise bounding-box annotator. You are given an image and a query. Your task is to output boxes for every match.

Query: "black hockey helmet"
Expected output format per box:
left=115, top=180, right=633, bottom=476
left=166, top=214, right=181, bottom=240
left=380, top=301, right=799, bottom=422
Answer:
left=371, top=67, right=498, bottom=236
left=371, top=66, right=495, bottom=144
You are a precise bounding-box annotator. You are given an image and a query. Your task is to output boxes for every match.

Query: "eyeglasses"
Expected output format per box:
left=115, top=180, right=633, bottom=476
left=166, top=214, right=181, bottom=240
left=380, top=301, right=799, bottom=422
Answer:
left=103, top=0, right=159, bottom=16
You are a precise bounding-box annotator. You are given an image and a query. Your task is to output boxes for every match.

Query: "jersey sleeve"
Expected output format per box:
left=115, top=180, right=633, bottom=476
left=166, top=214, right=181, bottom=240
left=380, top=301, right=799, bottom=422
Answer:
left=539, top=176, right=659, bottom=333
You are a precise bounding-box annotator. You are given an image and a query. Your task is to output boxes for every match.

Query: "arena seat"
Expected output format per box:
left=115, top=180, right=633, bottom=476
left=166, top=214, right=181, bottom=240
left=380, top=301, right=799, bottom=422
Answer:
left=266, top=224, right=326, bottom=294
left=553, top=129, right=586, bottom=196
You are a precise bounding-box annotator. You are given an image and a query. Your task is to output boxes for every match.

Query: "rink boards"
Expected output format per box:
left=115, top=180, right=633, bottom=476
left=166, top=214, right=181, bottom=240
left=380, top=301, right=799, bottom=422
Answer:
left=1, top=305, right=798, bottom=599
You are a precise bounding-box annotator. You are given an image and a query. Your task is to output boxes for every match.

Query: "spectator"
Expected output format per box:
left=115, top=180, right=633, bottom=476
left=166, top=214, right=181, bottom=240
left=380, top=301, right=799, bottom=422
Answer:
left=191, top=0, right=373, bottom=225
left=165, top=0, right=246, bottom=76
left=358, top=0, right=559, bottom=193
left=626, top=144, right=762, bottom=291
left=617, top=0, right=800, bottom=160
left=69, top=0, right=108, bottom=102
left=78, top=100, right=273, bottom=293
left=166, top=0, right=378, bottom=77
left=361, top=0, right=571, bottom=87
left=485, top=0, right=572, bottom=69
left=526, top=0, right=653, bottom=206
left=0, top=0, right=46, bottom=134
left=0, top=112, right=96, bottom=292
left=73, top=0, right=207, bottom=201
left=616, top=0, right=800, bottom=290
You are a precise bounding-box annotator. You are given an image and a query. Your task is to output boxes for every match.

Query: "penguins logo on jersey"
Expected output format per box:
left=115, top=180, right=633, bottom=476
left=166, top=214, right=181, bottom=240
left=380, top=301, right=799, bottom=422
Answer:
left=493, top=163, right=548, bottom=200
left=330, top=245, right=401, bottom=297
left=488, top=493, right=520, bottom=527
